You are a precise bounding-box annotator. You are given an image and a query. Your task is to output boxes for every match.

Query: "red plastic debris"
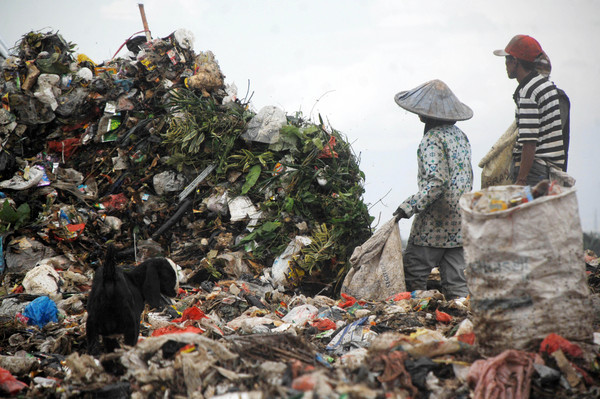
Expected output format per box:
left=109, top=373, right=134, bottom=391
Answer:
left=311, top=318, right=337, bottom=331
left=435, top=309, right=452, bottom=323
left=389, top=291, right=411, bottom=301
left=375, top=350, right=418, bottom=395
left=101, top=193, right=129, bottom=211
left=47, top=136, right=81, bottom=159
left=151, top=325, right=204, bottom=337
left=467, top=349, right=536, bottom=399
left=291, top=373, right=317, bottom=391
left=172, top=306, right=207, bottom=323
left=338, top=293, right=356, bottom=309
left=539, top=333, right=583, bottom=358
left=456, top=332, right=476, bottom=345
left=0, top=367, right=28, bottom=395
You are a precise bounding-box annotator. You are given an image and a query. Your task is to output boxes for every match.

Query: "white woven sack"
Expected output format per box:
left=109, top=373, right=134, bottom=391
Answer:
left=341, top=218, right=405, bottom=301
left=460, top=186, right=593, bottom=356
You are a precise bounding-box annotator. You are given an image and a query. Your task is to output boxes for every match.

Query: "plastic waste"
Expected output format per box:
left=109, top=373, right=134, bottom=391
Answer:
left=152, top=170, right=186, bottom=195
left=241, top=106, right=287, bottom=144
left=0, top=298, right=28, bottom=318
left=281, top=304, right=318, bottom=326
left=22, top=296, right=58, bottom=327
left=55, top=87, right=88, bottom=117
left=185, top=50, right=223, bottom=96
left=0, top=367, right=28, bottom=395
left=33, top=73, right=61, bottom=110
left=271, top=235, right=312, bottom=288
left=338, top=347, right=368, bottom=370
left=0, top=164, right=45, bottom=190
left=22, top=263, right=63, bottom=296
left=5, top=236, right=57, bottom=274
left=0, top=355, right=38, bottom=375
left=326, top=317, right=375, bottom=354
left=228, top=196, right=261, bottom=222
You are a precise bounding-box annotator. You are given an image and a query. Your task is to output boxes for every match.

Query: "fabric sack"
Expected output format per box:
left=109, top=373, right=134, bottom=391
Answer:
left=341, top=218, right=405, bottom=301
left=478, top=120, right=518, bottom=189
left=460, top=185, right=593, bottom=356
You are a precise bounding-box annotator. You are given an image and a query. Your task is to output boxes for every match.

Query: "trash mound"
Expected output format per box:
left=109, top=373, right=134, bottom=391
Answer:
left=0, top=29, right=373, bottom=296
left=2, top=30, right=600, bottom=398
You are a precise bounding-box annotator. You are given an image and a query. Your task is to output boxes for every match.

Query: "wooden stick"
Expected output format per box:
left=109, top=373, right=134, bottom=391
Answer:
left=138, top=3, right=152, bottom=42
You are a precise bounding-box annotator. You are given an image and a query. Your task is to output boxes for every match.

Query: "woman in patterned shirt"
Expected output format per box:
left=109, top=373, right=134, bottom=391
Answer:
left=393, top=79, right=473, bottom=299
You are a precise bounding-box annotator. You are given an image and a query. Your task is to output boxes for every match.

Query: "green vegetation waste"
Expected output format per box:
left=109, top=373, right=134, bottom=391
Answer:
left=162, top=88, right=373, bottom=292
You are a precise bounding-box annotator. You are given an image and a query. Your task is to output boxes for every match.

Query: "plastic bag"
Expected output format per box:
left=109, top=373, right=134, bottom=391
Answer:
left=22, top=264, right=62, bottom=295
left=0, top=165, right=45, bottom=190
left=326, top=317, right=375, bottom=355
left=281, top=304, right=318, bottom=326
left=341, top=218, right=405, bottom=301
left=152, top=170, right=186, bottom=195
left=22, top=296, right=58, bottom=328
left=460, top=185, right=593, bottom=356
left=0, top=367, right=28, bottom=395
left=241, top=106, right=286, bottom=144
left=55, top=87, right=88, bottom=117
left=271, top=236, right=312, bottom=288
left=478, top=121, right=517, bottom=188
left=8, top=93, right=55, bottom=125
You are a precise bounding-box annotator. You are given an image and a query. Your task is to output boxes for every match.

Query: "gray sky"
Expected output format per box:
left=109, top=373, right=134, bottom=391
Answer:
left=3, top=0, right=600, bottom=238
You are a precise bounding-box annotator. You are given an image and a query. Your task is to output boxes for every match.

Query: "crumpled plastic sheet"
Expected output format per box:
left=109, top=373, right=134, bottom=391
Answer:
left=467, top=349, right=538, bottom=399
left=22, top=296, right=58, bottom=328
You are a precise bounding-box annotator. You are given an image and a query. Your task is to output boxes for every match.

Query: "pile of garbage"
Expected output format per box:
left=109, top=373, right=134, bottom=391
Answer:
left=1, top=29, right=600, bottom=398
left=0, top=29, right=373, bottom=295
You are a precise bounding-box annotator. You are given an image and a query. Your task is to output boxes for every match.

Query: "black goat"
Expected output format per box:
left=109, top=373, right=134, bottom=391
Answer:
left=86, top=245, right=178, bottom=353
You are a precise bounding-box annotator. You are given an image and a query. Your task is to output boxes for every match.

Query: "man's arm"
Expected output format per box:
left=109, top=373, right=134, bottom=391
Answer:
left=515, top=141, right=536, bottom=185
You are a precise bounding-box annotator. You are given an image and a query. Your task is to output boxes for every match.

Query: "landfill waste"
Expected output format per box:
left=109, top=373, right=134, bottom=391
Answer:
left=1, top=29, right=600, bottom=398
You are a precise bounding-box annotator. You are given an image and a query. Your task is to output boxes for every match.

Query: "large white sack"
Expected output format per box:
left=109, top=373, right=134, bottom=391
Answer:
left=460, top=185, right=593, bottom=356
left=341, top=218, right=405, bottom=301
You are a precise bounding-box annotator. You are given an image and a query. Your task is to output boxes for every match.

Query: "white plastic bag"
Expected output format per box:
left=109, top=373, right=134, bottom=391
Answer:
left=271, top=236, right=312, bottom=288
left=460, top=185, right=593, bottom=356
left=341, top=218, right=405, bottom=301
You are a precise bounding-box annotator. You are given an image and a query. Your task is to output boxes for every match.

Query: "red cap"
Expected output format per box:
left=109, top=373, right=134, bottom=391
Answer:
left=494, top=35, right=543, bottom=62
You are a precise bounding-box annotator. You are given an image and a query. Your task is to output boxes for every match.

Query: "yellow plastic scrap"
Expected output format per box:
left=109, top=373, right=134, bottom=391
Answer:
left=489, top=199, right=508, bottom=212
left=77, top=54, right=97, bottom=67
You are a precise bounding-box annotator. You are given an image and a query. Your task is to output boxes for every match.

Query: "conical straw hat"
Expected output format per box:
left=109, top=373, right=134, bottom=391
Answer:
left=394, top=79, right=473, bottom=121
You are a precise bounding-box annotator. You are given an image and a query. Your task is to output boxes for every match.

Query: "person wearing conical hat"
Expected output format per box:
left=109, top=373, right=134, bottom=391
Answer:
left=494, top=34, right=570, bottom=184
left=393, top=79, right=473, bottom=299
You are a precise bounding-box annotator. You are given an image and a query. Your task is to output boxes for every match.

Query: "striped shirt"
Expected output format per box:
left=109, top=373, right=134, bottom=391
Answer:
left=512, top=72, right=565, bottom=168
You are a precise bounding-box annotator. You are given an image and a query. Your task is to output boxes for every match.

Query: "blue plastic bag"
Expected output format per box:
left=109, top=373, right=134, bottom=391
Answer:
left=23, top=296, right=58, bottom=328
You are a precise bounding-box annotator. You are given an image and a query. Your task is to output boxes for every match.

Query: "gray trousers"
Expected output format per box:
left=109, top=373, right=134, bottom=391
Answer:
left=403, top=241, right=469, bottom=298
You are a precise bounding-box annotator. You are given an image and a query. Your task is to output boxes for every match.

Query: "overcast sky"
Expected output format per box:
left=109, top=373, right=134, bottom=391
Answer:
left=3, top=0, right=600, bottom=238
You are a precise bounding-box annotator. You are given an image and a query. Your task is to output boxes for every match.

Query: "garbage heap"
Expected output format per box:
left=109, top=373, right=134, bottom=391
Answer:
left=0, top=30, right=373, bottom=296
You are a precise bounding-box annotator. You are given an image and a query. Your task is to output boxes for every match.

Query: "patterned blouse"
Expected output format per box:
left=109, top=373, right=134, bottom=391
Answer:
left=398, top=124, right=473, bottom=248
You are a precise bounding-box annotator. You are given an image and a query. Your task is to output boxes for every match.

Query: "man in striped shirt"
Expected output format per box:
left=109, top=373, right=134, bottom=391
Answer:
left=494, top=35, right=567, bottom=186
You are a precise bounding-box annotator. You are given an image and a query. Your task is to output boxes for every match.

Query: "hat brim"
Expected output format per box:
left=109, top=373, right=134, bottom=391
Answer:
left=493, top=49, right=509, bottom=57
left=394, top=80, right=473, bottom=122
